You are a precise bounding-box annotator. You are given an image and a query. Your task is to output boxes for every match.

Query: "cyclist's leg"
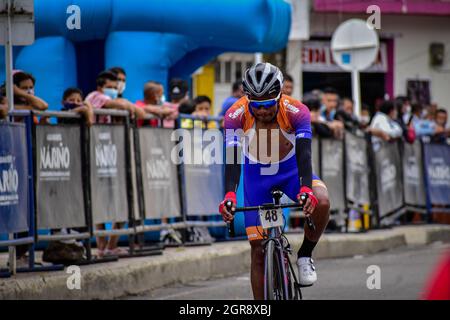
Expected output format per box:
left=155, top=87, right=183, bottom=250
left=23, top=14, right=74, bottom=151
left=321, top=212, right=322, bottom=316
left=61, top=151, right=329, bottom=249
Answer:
left=243, top=161, right=278, bottom=300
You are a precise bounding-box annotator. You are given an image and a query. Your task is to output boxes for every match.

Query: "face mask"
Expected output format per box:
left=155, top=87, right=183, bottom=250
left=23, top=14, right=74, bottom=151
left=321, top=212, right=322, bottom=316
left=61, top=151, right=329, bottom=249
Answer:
left=117, top=81, right=126, bottom=94
left=161, top=94, right=166, bottom=104
left=103, top=88, right=118, bottom=100
left=405, top=105, right=411, bottom=114
left=63, top=102, right=80, bottom=110
left=27, top=89, right=34, bottom=95
left=360, top=115, right=370, bottom=124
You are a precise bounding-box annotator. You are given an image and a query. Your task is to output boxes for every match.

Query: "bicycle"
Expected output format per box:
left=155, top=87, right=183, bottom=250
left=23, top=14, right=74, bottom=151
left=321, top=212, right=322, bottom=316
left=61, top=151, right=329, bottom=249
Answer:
left=226, top=190, right=315, bottom=300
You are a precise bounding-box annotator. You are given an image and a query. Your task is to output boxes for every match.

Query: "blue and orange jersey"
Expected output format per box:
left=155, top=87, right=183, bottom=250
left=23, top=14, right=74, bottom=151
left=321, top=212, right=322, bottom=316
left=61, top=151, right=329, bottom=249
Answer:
left=224, top=94, right=312, bottom=148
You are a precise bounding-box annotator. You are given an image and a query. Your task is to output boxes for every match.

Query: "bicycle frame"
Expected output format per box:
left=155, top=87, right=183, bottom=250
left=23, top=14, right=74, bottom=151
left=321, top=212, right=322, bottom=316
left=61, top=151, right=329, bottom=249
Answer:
left=227, top=189, right=312, bottom=300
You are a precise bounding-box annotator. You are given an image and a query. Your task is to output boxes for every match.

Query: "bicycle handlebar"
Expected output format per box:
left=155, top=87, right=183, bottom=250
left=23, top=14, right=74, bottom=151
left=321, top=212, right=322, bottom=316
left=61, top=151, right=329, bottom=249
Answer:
left=225, top=193, right=316, bottom=237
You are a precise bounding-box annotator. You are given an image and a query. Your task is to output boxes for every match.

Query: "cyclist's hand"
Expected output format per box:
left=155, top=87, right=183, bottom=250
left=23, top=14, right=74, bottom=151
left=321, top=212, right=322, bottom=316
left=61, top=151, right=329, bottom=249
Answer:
left=219, top=191, right=237, bottom=223
left=297, top=186, right=318, bottom=217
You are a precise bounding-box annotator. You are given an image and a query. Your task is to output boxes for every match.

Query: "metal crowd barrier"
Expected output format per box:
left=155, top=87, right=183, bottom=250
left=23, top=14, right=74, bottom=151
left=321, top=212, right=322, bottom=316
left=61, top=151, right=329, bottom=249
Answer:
left=2, top=108, right=449, bottom=277
left=1, top=111, right=50, bottom=277
left=32, top=110, right=119, bottom=265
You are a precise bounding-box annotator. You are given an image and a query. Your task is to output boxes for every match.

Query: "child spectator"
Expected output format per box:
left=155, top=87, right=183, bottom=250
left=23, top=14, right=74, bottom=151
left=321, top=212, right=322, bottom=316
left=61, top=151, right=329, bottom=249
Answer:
left=181, top=95, right=216, bottom=129
left=85, top=70, right=144, bottom=124
left=86, top=71, right=143, bottom=257
left=60, top=88, right=94, bottom=126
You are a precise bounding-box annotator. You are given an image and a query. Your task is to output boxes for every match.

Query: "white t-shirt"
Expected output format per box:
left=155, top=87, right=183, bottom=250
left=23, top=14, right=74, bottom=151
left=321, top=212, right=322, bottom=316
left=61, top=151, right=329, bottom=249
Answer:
left=370, top=112, right=403, bottom=147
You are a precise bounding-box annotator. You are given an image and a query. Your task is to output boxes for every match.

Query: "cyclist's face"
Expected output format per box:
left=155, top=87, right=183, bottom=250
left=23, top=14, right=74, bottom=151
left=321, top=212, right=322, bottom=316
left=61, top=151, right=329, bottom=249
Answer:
left=251, top=103, right=278, bottom=123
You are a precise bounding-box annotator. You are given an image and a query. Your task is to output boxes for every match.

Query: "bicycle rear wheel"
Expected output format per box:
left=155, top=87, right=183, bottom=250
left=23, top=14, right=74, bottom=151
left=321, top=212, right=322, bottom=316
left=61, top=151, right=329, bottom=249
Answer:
left=264, top=240, right=288, bottom=300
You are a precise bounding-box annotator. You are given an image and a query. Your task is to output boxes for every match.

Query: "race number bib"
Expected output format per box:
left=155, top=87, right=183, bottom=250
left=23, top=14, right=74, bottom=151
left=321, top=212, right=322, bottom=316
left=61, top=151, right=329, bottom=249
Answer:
left=258, top=208, right=283, bottom=230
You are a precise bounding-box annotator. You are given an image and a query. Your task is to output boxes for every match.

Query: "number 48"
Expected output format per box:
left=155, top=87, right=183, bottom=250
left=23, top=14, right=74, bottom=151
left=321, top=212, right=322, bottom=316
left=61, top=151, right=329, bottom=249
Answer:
left=265, top=209, right=278, bottom=222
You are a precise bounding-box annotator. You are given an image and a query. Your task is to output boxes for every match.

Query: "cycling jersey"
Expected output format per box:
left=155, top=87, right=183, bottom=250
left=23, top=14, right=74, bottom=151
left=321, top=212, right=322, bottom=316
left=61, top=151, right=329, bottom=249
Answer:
left=224, top=95, right=327, bottom=241
left=224, top=95, right=313, bottom=157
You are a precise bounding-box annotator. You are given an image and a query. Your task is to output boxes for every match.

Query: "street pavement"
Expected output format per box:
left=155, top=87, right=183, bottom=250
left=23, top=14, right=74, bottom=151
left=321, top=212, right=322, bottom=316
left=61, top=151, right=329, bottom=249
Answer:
left=123, top=242, right=449, bottom=300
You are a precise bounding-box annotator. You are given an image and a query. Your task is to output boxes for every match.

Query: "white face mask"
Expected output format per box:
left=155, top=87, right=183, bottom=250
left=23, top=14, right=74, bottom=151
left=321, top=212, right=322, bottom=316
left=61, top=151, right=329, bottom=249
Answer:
left=405, top=105, right=411, bottom=114
left=27, top=88, right=34, bottom=95
left=117, top=81, right=126, bottom=95
left=360, top=115, right=370, bottom=124
left=160, top=94, right=166, bottom=104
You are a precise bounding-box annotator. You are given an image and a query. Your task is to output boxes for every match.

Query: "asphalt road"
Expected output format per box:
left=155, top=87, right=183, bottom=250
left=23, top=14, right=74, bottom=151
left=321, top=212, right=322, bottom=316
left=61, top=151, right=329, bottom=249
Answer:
left=123, top=242, right=449, bottom=300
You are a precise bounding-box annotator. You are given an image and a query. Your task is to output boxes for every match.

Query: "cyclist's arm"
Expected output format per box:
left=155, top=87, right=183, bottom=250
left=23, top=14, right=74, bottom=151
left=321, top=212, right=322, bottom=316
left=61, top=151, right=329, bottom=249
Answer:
left=295, top=138, right=312, bottom=189
left=290, top=102, right=314, bottom=189
left=223, top=105, right=245, bottom=193
left=225, top=145, right=242, bottom=193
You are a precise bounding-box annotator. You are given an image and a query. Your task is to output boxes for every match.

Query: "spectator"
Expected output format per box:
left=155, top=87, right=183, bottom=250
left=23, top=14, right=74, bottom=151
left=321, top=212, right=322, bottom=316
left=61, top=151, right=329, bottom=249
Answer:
left=13, top=71, right=48, bottom=111
left=192, top=95, right=211, bottom=118
left=135, top=81, right=176, bottom=127
left=109, top=67, right=127, bottom=98
left=370, top=100, right=403, bottom=145
left=60, top=88, right=94, bottom=126
left=0, top=85, right=8, bottom=119
left=162, top=78, right=189, bottom=128
left=303, top=93, right=334, bottom=138
left=281, top=74, right=294, bottom=96
left=359, top=104, right=371, bottom=128
left=319, top=87, right=344, bottom=138
left=86, top=71, right=143, bottom=257
left=425, top=102, right=438, bottom=122
left=408, top=103, right=441, bottom=138
left=432, top=108, right=450, bottom=143
left=219, top=80, right=244, bottom=116
left=395, top=95, right=412, bottom=125
left=320, top=87, right=339, bottom=122
left=183, top=95, right=216, bottom=129
left=335, top=97, right=360, bottom=130
left=178, top=99, right=196, bottom=115
left=392, top=98, right=416, bottom=144
left=85, top=70, right=144, bottom=124
left=11, top=73, right=49, bottom=264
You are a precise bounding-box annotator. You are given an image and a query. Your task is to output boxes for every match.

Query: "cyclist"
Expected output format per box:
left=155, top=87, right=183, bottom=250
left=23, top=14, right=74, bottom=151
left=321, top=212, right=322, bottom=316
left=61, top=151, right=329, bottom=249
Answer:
left=219, top=63, right=330, bottom=299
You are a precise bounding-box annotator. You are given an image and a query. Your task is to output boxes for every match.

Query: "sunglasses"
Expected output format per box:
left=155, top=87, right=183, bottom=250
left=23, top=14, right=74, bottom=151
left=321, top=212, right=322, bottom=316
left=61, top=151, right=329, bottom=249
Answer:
left=249, top=98, right=278, bottom=109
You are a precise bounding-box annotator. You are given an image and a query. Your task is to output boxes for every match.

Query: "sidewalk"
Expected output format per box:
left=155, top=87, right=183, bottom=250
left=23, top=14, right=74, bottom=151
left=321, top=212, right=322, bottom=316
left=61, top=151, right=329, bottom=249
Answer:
left=0, top=225, right=449, bottom=300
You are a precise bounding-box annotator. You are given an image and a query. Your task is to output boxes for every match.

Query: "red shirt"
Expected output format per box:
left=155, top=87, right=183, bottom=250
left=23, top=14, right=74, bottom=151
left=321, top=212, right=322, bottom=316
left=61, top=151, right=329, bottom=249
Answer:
left=135, top=100, right=159, bottom=127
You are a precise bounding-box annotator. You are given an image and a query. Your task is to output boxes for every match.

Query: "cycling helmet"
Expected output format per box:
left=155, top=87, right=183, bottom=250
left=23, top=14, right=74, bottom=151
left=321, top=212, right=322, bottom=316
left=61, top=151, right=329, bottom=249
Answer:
left=242, top=63, right=283, bottom=101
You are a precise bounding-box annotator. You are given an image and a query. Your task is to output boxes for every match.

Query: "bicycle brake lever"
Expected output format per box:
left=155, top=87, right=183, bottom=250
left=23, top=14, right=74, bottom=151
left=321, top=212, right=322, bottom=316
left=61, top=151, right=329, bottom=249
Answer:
left=225, top=201, right=235, bottom=237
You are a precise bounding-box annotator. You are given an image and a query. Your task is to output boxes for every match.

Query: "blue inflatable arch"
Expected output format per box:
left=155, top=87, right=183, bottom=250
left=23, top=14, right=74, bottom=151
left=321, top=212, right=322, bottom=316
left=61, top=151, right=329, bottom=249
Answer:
left=1, top=0, right=291, bottom=109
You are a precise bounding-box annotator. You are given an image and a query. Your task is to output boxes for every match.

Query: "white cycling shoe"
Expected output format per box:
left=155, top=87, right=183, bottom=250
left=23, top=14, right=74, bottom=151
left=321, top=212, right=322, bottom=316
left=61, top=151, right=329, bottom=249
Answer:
left=297, top=257, right=317, bottom=286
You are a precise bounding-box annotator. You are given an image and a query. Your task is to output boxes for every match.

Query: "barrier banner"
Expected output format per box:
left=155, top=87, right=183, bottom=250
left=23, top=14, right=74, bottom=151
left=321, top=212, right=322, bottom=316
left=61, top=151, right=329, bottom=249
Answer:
left=129, top=128, right=140, bottom=220
left=181, top=129, right=224, bottom=216
left=374, top=141, right=404, bottom=217
left=139, top=128, right=181, bottom=219
left=345, top=131, right=370, bottom=205
left=312, top=137, right=320, bottom=175
left=35, top=125, right=85, bottom=229
left=403, top=141, right=426, bottom=206
left=321, top=138, right=345, bottom=211
left=0, top=123, right=29, bottom=233
left=90, top=125, right=128, bottom=224
left=423, top=143, right=450, bottom=205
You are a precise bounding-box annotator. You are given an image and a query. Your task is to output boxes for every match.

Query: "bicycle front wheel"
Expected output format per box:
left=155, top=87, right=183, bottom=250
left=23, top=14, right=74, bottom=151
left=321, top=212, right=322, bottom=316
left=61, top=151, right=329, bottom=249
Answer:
left=264, top=240, right=288, bottom=300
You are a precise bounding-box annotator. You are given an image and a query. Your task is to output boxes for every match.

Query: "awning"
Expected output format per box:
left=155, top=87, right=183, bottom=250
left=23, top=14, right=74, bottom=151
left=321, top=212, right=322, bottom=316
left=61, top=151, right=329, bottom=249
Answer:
left=313, top=0, right=450, bottom=16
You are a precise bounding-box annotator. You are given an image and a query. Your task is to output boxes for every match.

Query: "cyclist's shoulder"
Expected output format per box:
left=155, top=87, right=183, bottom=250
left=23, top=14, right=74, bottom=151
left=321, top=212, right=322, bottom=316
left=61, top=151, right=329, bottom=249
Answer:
left=279, top=95, right=310, bottom=124
left=224, top=96, right=248, bottom=127
left=280, top=95, right=309, bottom=112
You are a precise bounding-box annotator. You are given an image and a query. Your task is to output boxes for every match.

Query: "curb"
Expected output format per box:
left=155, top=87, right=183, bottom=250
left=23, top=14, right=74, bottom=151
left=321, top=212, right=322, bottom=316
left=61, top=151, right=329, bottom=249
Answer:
left=0, top=225, right=449, bottom=300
